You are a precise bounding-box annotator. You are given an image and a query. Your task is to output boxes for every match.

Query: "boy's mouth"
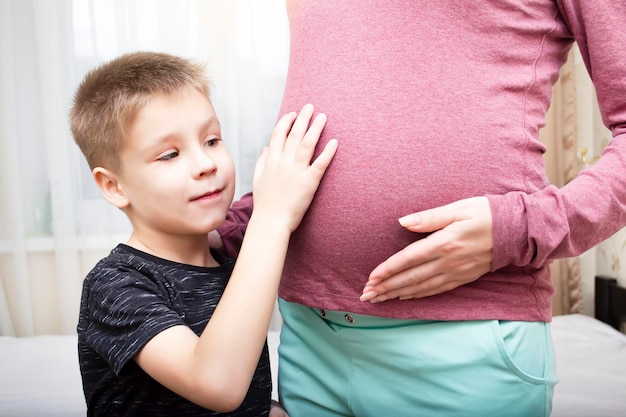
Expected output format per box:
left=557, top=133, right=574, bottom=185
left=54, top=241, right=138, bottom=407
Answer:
left=190, top=188, right=222, bottom=202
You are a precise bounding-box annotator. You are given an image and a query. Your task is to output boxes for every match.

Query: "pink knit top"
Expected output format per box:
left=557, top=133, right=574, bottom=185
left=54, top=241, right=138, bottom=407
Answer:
left=221, top=0, right=626, bottom=321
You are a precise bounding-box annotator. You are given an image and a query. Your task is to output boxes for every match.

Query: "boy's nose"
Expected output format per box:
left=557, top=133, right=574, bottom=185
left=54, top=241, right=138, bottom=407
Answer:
left=191, top=151, right=217, bottom=177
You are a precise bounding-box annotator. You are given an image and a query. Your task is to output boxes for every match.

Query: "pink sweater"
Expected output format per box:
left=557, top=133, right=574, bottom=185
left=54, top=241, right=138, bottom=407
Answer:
left=221, top=0, right=626, bottom=321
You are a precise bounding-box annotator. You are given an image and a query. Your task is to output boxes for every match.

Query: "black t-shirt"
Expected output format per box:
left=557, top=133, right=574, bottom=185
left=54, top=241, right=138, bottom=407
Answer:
left=77, top=244, right=271, bottom=416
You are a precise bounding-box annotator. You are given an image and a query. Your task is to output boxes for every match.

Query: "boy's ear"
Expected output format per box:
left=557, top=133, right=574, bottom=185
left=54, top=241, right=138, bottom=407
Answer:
left=92, top=167, right=130, bottom=209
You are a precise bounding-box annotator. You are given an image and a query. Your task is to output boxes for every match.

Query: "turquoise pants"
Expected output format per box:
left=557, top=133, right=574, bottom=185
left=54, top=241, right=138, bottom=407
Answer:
left=278, top=298, right=558, bottom=417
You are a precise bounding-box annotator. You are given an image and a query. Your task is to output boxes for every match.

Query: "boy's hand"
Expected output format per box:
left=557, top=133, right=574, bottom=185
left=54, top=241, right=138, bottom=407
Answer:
left=252, top=104, right=337, bottom=232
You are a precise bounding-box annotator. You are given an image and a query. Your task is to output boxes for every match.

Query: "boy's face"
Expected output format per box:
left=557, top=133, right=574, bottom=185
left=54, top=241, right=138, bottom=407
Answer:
left=115, top=88, right=235, bottom=238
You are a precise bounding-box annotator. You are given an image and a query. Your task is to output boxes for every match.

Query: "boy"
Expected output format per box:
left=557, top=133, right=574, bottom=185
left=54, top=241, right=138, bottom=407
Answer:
left=70, top=51, right=337, bottom=416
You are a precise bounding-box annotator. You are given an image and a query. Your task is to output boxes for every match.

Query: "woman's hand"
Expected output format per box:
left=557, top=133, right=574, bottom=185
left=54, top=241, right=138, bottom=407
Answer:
left=361, top=196, right=494, bottom=302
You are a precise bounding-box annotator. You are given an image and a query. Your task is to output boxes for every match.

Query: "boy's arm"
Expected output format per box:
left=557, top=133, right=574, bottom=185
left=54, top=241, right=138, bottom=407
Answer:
left=135, top=104, right=336, bottom=412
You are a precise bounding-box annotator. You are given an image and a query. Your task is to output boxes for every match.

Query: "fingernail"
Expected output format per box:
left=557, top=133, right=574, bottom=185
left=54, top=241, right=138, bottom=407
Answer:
left=365, top=278, right=380, bottom=287
left=360, top=290, right=377, bottom=302
left=399, top=214, right=419, bottom=226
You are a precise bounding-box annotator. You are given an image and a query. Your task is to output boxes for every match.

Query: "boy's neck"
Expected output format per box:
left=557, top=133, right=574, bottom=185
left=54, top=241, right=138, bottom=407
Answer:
left=126, top=232, right=220, bottom=267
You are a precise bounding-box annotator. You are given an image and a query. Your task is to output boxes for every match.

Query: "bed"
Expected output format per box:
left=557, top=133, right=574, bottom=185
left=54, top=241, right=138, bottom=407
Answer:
left=1, top=276, right=624, bottom=417
left=551, top=276, right=626, bottom=417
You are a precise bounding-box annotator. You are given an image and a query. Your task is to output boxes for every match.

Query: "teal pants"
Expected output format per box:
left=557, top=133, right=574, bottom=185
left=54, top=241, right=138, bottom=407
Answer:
left=278, top=298, right=558, bottom=417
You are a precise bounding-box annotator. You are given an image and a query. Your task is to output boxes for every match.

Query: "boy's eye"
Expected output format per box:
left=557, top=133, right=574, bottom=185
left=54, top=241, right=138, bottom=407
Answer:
left=204, top=137, right=220, bottom=147
left=157, top=151, right=178, bottom=161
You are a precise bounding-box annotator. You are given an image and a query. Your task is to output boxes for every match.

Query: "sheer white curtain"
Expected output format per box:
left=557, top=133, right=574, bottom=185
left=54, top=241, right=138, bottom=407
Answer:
left=0, top=0, right=289, bottom=336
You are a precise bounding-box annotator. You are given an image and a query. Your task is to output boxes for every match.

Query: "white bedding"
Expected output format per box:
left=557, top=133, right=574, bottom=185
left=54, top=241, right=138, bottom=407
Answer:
left=0, top=332, right=280, bottom=417
left=0, top=335, right=85, bottom=417
left=550, top=314, right=626, bottom=417
left=0, top=316, right=624, bottom=416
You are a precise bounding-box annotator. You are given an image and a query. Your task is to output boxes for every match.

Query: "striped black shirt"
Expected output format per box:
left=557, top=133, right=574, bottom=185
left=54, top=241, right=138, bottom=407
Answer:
left=77, top=244, right=271, bottom=416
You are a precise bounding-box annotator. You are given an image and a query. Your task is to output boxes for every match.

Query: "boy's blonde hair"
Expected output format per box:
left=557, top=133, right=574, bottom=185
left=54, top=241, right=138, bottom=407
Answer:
left=69, top=51, right=211, bottom=172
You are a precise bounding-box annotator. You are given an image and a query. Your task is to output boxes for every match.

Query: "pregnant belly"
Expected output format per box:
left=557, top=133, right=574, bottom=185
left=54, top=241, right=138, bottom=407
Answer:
left=282, top=176, right=428, bottom=298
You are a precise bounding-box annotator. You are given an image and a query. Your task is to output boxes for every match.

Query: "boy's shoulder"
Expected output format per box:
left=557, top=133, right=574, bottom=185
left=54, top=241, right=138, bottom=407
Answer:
left=80, top=245, right=153, bottom=301
left=86, top=244, right=150, bottom=279
left=82, top=244, right=175, bottom=296
left=84, top=243, right=236, bottom=289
